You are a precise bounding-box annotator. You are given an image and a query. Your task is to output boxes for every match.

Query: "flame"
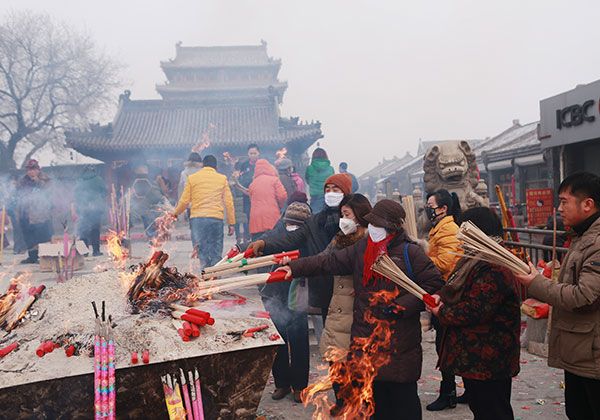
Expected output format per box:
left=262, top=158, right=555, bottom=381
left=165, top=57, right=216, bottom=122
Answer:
left=223, top=152, right=238, bottom=166
left=149, top=210, right=176, bottom=249
left=275, top=147, right=288, bottom=164
left=105, top=230, right=129, bottom=267
left=301, top=288, right=400, bottom=419
left=191, top=124, right=216, bottom=154
left=0, top=272, right=34, bottom=331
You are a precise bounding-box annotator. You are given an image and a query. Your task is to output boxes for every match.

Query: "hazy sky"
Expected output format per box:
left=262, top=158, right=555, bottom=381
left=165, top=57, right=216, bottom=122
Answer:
left=6, top=0, right=600, bottom=175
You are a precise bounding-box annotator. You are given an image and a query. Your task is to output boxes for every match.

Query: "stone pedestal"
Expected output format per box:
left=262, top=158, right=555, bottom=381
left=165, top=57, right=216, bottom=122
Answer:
left=0, top=345, right=276, bottom=420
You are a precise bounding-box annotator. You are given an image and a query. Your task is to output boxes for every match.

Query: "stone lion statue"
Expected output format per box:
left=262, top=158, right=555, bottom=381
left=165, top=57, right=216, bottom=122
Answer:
left=417, top=141, right=489, bottom=237
left=423, top=140, right=488, bottom=209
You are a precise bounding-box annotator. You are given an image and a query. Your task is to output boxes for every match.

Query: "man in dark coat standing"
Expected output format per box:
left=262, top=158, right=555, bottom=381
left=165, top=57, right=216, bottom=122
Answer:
left=17, top=159, right=53, bottom=263
left=248, top=173, right=353, bottom=318
left=75, top=166, right=107, bottom=256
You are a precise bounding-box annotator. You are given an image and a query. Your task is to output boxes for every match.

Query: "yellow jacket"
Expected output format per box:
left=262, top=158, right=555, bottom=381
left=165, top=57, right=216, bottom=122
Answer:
left=173, top=167, right=235, bottom=224
left=427, top=215, right=461, bottom=281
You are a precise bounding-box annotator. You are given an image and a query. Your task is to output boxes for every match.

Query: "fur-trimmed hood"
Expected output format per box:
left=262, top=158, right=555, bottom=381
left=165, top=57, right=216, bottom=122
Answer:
left=332, top=227, right=368, bottom=249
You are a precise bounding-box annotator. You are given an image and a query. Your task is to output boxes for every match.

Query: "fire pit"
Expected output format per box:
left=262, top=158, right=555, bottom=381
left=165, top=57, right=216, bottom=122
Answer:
left=0, top=264, right=281, bottom=419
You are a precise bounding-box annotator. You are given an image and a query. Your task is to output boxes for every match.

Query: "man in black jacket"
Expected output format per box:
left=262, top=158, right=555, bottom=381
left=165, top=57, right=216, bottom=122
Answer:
left=248, top=173, right=353, bottom=318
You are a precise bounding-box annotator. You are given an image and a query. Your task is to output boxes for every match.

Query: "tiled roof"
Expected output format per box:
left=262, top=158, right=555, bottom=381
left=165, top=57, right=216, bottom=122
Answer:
left=161, top=43, right=279, bottom=69
left=472, top=121, right=539, bottom=155
left=359, top=153, right=415, bottom=180
left=66, top=100, right=322, bottom=152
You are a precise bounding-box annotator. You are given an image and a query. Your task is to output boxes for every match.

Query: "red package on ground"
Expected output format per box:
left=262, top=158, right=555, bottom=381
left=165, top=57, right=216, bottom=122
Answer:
left=520, top=298, right=549, bottom=319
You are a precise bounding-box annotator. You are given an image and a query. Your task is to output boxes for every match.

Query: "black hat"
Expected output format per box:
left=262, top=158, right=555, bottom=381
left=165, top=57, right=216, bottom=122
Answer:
left=364, top=199, right=406, bottom=231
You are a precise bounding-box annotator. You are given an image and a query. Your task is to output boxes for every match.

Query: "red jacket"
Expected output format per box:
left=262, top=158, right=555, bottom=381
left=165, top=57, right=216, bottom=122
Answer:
left=248, top=159, right=287, bottom=234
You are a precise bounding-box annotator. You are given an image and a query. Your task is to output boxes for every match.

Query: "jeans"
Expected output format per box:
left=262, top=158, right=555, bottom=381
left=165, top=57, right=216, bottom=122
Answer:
left=463, top=377, right=514, bottom=420
left=189, top=217, right=223, bottom=267
left=262, top=296, right=310, bottom=391
left=565, top=370, right=600, bottom=420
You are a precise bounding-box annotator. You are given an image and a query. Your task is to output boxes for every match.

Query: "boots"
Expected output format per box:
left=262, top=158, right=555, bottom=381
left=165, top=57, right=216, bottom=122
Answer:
left=271, top=387, right=290, bottom=400
left=426, top=391, right=457, bottom=411
left=20, top=250, right=38, bottom=264
left=456, top=390, right=469, bottom=404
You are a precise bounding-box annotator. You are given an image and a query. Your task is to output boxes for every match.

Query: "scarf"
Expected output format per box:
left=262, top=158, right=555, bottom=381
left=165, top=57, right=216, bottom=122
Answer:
left=362, top=234, right=395, bottom=287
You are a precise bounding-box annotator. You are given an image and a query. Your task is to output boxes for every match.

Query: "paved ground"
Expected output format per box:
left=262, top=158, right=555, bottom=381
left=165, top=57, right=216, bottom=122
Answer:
left=0, top=222, right=568, bottom=419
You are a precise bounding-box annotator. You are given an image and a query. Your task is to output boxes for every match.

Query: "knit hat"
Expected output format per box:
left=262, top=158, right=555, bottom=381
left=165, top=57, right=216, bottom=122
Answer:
left=364, top=199, right=406, bottom=231
left=25, top=159, right=40, bottom=170
left=275, top=158, right=292, bottom=170
left=324, top=173, right=352, bottom=196
left=284, top=202, right=312, bottom=225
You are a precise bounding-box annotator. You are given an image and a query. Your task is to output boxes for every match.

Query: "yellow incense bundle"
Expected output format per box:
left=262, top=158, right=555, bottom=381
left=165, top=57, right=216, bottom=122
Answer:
left=456, top=221, right=531, bottom=275
left=371, top=254, right=436, bottom=306
left=401, top=195, right=418, bottom=240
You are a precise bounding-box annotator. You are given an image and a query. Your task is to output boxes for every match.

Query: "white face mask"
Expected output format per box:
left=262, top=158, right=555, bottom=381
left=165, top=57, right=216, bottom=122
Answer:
left=339, top=217, right=358, bottom=235
left=368, top=223, right=387, bottom=243
left=324, top=192, right=344, bottom=208
left=286, top=224, right=299, bottom=232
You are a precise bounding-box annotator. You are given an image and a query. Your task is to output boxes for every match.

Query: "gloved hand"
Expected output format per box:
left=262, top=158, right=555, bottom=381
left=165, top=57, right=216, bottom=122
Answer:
left=248, top=240, right=265, bottom=257
left=382, top=304, right=405, bottom=320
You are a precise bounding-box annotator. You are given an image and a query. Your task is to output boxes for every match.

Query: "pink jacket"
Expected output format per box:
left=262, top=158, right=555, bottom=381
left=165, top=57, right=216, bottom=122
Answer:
left=248, top=159, right=287, bottom=234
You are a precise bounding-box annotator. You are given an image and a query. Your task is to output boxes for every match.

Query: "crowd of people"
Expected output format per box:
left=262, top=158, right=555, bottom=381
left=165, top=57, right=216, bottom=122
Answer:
left=1, top=146, right=598, bottom=420
left=169, top=149, right=597, bottom=420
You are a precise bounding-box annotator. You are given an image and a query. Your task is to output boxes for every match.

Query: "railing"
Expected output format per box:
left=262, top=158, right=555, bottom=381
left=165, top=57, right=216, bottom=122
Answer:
left=502, top=227, right=568, bottom=265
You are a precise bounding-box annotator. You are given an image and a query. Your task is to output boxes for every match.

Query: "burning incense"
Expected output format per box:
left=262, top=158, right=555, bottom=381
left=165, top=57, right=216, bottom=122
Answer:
left=180, top=369, right=194, bottom=420
left=195, top=271, right=289, bottom=295
left=108, top=332, right=116, bottom=420
left=201, top=250, right=299, bottom=279
left=162, top=374, right=186, bottom=420
left=371, top=254, right=436, bottom=307
left=401, top=195, right=418, bottom=240
left=456, top=221, right=531, bottom=275
left=213, top=245, right=241, bottom=267
left=188, top=370, right=200, bottom=420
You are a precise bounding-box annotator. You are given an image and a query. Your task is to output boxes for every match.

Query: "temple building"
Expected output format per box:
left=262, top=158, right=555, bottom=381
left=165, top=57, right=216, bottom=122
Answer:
left=66, top=41, right=323, bottom=189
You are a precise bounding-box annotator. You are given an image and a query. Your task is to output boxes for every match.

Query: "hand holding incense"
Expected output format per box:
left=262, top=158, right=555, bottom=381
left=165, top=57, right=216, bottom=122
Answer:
left=371, top=254, right=437, bottom=307
left=456, top=221, right=531, bottom=275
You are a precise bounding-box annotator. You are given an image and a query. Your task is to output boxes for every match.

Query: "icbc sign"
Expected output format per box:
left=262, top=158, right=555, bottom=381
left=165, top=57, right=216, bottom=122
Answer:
left=556, top=99, right=596, bottom=129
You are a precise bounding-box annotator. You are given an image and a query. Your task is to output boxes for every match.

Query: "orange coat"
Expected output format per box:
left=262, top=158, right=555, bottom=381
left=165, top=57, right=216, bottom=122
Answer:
left=248, top=160, right=287, bottom=234
left=427, top=215, right=461, bottom=281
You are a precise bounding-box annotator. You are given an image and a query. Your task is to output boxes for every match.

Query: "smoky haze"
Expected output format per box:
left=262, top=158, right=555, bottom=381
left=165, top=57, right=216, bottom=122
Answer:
left=6, top=0, right=600, bottom=175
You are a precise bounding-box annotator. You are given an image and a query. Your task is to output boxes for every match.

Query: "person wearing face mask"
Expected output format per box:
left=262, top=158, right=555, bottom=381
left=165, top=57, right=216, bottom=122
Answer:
left=276, top=200, right=444, bottom=419
left=248, top=173, right=353, bottom=322
left=318, top=193, right=372, bottom=417
left=258, top=201, right=312, bottom=403
left=424, top=189, right=465, bottom=411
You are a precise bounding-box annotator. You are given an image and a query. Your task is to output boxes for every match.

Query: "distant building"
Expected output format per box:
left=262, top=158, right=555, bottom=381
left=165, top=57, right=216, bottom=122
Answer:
left=539, top=79, right=600, bottom=191
left=473, top=119, right=546, bottom=209
left=66, top=42, right=323, bottom=188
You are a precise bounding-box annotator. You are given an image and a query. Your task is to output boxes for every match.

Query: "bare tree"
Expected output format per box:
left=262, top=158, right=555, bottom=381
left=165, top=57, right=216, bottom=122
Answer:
left=0, top=10, right=121, bottom=171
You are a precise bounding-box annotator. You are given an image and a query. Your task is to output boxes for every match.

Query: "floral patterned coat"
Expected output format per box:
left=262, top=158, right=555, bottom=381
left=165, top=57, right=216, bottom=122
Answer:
left=437, top=261, right=521, bottom=380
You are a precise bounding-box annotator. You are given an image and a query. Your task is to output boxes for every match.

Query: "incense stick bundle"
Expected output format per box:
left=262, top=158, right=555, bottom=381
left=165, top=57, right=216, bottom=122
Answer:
left=202, top=250, right=299, bottom=278
left=401, top=195, right=418, bottom=240
left=195, top=271, right=289, bottom=295
left=456, top=221, right=531, bottom=275
left=371, top=254, right=436, bottom=307
left=213, top=246, right=241, bottom=267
